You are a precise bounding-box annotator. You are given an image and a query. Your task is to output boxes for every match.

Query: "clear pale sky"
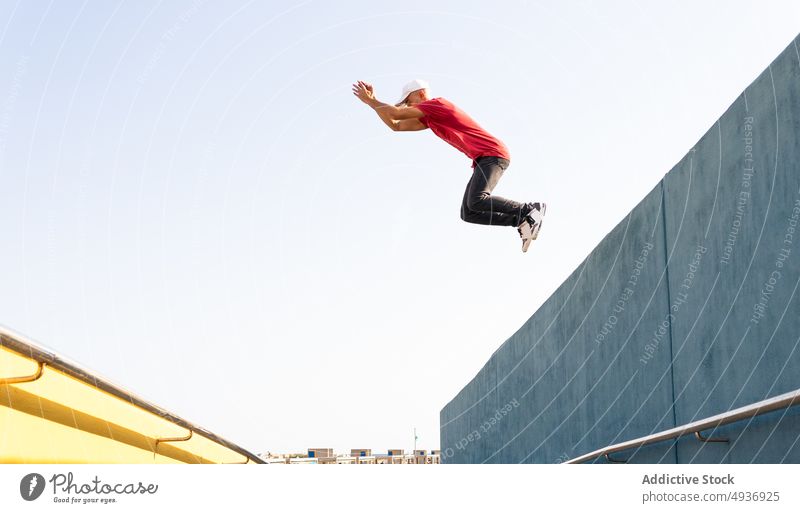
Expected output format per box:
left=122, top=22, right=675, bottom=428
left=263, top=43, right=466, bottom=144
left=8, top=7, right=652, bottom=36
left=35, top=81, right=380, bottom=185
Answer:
left=1, top=0, right=799, bottom=455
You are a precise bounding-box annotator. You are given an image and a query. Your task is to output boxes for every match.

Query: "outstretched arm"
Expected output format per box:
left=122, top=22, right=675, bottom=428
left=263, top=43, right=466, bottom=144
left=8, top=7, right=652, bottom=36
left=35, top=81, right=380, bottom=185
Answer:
left=352, top=80, right=425, bottom=131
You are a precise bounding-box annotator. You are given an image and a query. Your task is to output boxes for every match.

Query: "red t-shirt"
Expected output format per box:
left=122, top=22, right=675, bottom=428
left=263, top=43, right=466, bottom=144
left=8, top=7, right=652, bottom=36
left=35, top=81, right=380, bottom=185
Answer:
left=415, top=97, right=510, bottom=168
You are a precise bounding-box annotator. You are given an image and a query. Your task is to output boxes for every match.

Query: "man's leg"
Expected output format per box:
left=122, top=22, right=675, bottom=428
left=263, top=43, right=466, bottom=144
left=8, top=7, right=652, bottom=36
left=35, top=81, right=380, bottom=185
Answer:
left=460, top=157, right=529, bottom=226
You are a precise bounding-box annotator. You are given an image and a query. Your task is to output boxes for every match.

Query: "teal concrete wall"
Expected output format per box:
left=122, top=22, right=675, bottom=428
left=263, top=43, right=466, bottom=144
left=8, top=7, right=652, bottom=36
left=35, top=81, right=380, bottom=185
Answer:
left=440, top=33, right=800, bottom=464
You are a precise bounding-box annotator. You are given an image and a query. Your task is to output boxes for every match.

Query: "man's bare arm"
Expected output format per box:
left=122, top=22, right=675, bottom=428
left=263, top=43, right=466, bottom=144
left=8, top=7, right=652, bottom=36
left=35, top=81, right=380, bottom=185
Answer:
left=395, top=118, right=427, bottom=131
left=374, top=105, right=426, bottom=131
left=352, top=80, right=425, bottom=131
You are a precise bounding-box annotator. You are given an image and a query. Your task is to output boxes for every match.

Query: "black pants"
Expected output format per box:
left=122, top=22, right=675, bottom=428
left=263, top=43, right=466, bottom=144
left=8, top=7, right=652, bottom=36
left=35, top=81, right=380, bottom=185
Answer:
left=460, top=156, right=527, bottom=227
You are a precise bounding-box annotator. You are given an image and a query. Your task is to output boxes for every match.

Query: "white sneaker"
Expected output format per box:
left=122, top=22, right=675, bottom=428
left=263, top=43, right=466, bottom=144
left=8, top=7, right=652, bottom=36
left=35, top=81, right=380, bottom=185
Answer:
left=524, top=202, right=546, bottom=240
left=517, top=219, right=534, bottom=253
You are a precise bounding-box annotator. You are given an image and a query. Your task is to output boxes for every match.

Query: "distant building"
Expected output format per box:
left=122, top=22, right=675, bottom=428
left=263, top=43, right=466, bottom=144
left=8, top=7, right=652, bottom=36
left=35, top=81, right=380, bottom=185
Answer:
left=261, top=448, right=439, bottom=464
left=307, top=448, right=333, bottom=458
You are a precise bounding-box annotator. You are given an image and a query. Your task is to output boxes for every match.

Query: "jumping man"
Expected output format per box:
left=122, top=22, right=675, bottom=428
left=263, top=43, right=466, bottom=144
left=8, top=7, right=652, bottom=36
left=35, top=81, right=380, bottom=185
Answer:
left=352, top=78, right=545, bottom=252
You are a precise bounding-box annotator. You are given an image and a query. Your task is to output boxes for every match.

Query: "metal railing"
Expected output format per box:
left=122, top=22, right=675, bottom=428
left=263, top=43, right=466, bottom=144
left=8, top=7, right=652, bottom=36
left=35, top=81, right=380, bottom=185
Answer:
left=565, top=387, right=800, bottom=464
left=0, top=325, right=265, bottom=464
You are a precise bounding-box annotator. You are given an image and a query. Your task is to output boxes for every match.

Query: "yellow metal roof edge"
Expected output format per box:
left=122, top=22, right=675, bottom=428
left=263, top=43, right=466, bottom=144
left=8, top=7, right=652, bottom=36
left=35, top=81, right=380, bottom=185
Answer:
left=0, top=325, right=265, bottom=464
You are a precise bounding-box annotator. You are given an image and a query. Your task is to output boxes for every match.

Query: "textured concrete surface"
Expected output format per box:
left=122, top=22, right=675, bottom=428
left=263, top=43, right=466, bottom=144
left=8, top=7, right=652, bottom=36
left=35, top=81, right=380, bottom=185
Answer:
left=440, top=33, right=800, bottom=464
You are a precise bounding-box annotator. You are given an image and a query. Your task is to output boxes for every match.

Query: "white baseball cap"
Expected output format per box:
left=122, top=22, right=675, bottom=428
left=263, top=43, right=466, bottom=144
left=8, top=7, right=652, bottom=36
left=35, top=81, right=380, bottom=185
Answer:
left=395, top=78, right=430, bottom=106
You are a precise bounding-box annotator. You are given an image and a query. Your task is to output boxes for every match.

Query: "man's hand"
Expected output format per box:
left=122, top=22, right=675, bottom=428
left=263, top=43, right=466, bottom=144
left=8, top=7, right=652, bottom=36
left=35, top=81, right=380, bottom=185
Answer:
left=352, top=80, right=377, bottom=106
